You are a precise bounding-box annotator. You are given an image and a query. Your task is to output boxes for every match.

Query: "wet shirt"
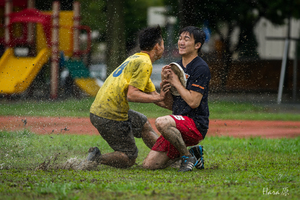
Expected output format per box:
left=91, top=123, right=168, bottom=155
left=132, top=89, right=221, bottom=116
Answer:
left=90, top=52, right=156, bottom=121
left=172, top=56, right=211, bottom=137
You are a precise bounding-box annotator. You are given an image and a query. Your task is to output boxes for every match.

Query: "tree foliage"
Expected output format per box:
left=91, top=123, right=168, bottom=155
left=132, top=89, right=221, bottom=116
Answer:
left=105, top=0, right=126, bottom=74
left=79, top=0, right=164, bottom=72
left=79, top=0, right=164, bottom=50
left=78, top=0, right=106, bottom=34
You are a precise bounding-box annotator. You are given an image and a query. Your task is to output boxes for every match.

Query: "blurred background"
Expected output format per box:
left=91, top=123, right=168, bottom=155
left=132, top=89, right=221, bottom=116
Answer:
left=0, top=0, right=300, bottom=105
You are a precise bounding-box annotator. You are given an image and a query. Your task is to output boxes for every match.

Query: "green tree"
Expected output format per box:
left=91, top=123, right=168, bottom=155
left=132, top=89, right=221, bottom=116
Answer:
left=105, top=0, right=126, bottom=74
left=79, top=0, right=164, bottom=74
left=78, top=0, right=106, bottom=33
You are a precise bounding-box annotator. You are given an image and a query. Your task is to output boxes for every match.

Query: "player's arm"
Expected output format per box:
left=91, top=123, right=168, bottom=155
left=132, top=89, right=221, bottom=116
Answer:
left=176, top=86, right=203, bottom=108
left=127, top=84, right=170, bottom=103
left=159, top=92, right=173, bottom=110
left=167, top=69, right=203, bottom=109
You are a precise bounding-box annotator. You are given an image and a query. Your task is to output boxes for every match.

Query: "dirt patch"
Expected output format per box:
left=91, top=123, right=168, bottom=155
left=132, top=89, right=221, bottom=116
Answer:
left=0, top=116, right=97, bottom=135
left=1, top=116, right=300, bottom=138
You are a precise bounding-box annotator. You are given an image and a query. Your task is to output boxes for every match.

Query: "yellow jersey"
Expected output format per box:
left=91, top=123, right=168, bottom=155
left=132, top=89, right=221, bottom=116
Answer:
left=90, top=52, right=156, bottom=121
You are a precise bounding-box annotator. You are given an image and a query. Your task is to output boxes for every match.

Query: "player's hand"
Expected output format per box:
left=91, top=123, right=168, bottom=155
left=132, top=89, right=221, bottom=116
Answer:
left=159, top=81, right=171, bottom=99
left=161, top=65, right=171, bottom=80
left=166, top=68, right=180, bottom=87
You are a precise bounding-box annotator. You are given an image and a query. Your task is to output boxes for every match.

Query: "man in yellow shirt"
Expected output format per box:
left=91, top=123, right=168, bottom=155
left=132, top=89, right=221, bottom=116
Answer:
left=83, top=26, right=170, bottom=169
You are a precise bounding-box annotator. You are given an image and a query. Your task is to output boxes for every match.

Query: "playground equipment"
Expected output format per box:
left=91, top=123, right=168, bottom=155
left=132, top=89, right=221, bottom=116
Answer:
left=0, top=0, right=100, bottom=98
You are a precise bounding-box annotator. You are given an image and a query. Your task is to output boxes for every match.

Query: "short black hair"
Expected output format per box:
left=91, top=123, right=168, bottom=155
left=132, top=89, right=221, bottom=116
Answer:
left=179, top=26, right=206, bottom=53
left=139, top=25, right=162, bottom=51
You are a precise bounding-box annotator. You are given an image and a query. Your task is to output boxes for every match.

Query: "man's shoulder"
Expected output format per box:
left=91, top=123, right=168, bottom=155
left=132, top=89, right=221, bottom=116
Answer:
left=187, top=57, right=209, bottom=72
left=194, top=56, right=208, bottom=67
left=132, top=52, right=151, bottom=60
left=128, top=53, right=151, bottom=65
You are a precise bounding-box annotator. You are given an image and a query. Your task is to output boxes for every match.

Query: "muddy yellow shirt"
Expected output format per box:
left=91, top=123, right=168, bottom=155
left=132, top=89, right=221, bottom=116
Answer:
left=90, top=52, right=156, bottom=121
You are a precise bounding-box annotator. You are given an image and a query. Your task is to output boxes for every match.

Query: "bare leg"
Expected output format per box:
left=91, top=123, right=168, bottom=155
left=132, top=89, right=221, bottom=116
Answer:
left=141, top=120, right=159, bottom=149
left=143, top=150, right=181, bottom=170
left=143, top=150, right=171, bottom=169
left=99, top=152, right=136, bottom=168
left=155, top=116, right=190, bottom=157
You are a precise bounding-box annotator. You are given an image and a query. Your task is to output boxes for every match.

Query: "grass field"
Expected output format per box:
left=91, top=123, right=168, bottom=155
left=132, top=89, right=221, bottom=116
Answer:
left=1, top=97, right=300, bottom=120
left=0, top=97, right=300, bottom=199
left=0, top=130, right=299, bottom=199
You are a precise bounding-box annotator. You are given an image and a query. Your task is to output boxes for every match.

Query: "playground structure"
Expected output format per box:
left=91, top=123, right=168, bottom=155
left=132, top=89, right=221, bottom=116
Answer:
left=0, top=0, right=100, bottom=99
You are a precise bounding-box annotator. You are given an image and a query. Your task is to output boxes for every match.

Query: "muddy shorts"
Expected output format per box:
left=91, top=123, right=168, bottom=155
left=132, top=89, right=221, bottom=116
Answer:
left=90, top=110, right=147, bottom=160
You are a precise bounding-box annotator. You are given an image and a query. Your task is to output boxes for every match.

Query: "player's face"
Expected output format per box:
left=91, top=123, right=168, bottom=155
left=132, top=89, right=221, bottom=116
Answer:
left=178, top=32, right=198, bottom=56
left=156, top=39, right=164, bottom=59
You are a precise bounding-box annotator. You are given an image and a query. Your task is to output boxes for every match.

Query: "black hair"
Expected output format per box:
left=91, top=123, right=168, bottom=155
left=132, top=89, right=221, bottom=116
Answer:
left=179, top=26, right=206, bottom=53
left=139, top=25, right=162, bottom=51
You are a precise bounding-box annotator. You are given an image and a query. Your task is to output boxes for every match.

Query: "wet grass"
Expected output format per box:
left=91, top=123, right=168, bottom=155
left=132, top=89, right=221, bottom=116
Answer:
left=1, top=97, right=299, bottom=199
left=0, top=97, right=300, bottom=120
left=0, top=98, right=93, bottom=117
left=0, top=129, right=299, bottom=199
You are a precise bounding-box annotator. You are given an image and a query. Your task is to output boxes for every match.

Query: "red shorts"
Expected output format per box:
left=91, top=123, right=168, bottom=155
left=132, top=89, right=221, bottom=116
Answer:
left=151, top=115, right=204, bottom=159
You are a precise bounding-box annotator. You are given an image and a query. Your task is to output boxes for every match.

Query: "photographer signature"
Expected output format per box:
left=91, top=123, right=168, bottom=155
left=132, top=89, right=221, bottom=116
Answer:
left=263, top=187, right=289, bottom=196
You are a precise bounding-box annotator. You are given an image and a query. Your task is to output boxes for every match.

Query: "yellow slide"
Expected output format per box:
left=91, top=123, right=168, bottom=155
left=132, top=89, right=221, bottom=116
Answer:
left=74, top=78, right=100, bottom=97
left=0, top=48, right=51, bottom=94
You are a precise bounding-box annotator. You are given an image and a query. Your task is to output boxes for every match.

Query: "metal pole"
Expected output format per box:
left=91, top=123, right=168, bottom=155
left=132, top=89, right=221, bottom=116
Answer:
left=73, top=1, right=80, bottom=59
left=277, top=39, right=290, bottom=104
left=4, top=0, right=12, bottom=49
left=293, top=42, right=298, bottom=102
left=27, top=0, right=35, bottom=45
left=50, top=1, right=60, bottom=99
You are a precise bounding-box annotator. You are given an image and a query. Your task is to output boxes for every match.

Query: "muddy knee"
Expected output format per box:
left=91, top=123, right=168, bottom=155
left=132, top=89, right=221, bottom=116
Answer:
left=155, top=116, right=172, bottom=132
left=155, top=117, right=166, bottom=131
